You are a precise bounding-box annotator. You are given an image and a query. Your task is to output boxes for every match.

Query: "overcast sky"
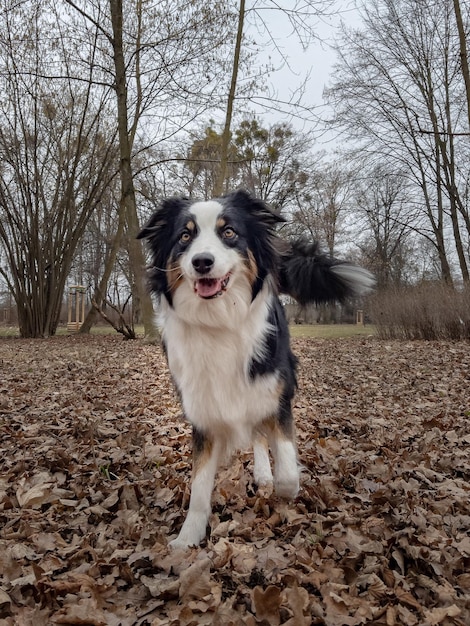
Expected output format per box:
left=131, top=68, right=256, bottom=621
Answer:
left=246, top=1, right=362, bottom=143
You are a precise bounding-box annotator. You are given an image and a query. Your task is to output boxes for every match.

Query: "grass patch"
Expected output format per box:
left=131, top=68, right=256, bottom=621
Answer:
left=0, top=327, right=19, bottom=338
left=0, top=325, right=146, bottom=338
left=1, top=323, right=374, bottom=340
left=289, top=324, right=375, bottom=339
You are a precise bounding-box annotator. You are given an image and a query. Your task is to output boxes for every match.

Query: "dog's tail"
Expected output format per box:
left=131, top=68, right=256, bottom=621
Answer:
left=279, top=238, right=375, bottom=305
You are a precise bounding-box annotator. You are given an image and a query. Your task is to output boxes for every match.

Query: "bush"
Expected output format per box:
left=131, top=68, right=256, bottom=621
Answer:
left=369, top=282, right=470, bottom=340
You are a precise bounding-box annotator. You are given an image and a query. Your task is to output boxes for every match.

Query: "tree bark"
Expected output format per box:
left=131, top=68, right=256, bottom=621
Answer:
left=79, top=203, right=126, bottom=333
left=109, top=0, right=157, bottom=340
left=213, top=0, right=245, bottom=197
left=453, top=0, right=470, bottom=132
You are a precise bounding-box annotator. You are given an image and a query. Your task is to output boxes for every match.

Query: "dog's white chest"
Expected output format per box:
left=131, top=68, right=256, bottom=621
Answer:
left=161, top=296, right=279, bottom=447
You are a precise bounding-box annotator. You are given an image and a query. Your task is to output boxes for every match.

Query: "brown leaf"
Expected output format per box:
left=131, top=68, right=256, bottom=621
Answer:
left=2, top=336, right=470, bottom=625
left=178, top=558, right=212, bottom=600
left=283, top=583, right=310, bottom=625
left=422, top=604, right=461, bottom=625
left=395, top=587, right=423, bottom=612
left=51, top=597, right=107, bottom=625
left=252, top=585, right=282, bottom=625
left=0, top=588, right=11, bottom=610
left=140, top=574, right=180, bottom=599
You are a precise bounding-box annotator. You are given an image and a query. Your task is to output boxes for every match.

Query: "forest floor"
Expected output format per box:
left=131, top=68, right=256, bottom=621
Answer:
left=0, top=334, right=469, bottom=625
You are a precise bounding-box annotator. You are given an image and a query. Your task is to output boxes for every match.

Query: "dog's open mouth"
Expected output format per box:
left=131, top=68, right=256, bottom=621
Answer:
left=194, top=273, right=231, bottom=299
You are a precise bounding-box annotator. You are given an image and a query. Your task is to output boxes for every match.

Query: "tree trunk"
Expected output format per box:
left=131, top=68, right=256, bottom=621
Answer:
left=453, top=0, right=470, bottom=132
left=213, top=0, right=245, bottom=197
left=80, top=204, right=126, bottom=333
left=109, top=0, right=157, bottom=340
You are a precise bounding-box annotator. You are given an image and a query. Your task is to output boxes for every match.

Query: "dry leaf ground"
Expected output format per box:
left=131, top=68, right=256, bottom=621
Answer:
left=0, top=334, right=469, bottom=625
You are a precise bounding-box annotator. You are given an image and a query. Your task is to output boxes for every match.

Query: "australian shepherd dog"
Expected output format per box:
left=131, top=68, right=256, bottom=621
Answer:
left=138, top=189, right=374, bottom=549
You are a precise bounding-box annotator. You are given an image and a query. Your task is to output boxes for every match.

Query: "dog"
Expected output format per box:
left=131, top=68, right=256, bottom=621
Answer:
left=138, top=189, right=374, bottom=549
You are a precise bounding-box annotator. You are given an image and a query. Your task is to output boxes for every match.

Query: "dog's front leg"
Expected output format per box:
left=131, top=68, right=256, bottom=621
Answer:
left=264, top=405, right=300, bottom=500
left=169, top=427, right=220, bottom=549
left=253, top=433, right=274, bottom=487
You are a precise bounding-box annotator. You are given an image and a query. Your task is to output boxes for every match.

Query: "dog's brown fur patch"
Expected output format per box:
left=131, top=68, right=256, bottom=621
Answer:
left=166, top=259, right=184, bottom=295
left=244, top=250, right=259, bottom=288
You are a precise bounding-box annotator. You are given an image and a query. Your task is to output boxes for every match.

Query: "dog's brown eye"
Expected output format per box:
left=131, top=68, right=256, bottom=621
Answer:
left=180, top=231, right=191, bottom=243
left=223, top=227, right=236, bottom=239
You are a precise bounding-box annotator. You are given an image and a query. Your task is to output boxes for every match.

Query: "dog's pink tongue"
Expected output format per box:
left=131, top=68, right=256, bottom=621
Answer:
left=196, top=278, right=222, bottom=298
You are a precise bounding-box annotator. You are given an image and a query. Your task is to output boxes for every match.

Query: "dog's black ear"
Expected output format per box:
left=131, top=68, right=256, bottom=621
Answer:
left=137, top=197, right=190, bottom=240
left=138, top=197, right=191, bottom=302
left=224, top=189, right=285, bottom=226
left=137, top=212, right=161, bottom=240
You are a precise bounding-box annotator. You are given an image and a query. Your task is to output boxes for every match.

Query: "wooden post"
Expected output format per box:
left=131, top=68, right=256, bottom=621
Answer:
left=81, top=289, right=86, bottom=328
left=75, top=288, right=80, bottom=329
left=67, top=289, right=73, bottom=329
left=356, top=309, right=364, bottom=325
left=67, top=286, right=86, bottom=332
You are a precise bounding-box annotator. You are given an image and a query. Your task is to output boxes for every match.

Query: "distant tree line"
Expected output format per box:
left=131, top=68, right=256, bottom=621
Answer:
left=0, top=0, right=469, bottom=338
left=326, top=0, right=470, bottom=288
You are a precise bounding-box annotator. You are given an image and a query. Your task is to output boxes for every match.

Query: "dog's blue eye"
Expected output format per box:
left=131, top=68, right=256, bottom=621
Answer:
left=223, top=227, right=236, bottom=239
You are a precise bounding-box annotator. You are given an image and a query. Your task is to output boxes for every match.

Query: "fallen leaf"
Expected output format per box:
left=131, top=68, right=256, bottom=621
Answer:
left=1, top=336, right=469, bottom=624
left=252, top=585, right=282, bottom=625
left=179, top=558, right=213, bottom=600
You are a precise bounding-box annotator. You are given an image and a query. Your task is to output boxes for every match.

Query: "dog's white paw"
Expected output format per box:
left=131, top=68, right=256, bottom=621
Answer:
left=274, top=473, right=299, bottom=500
left=254, top=467, right=274, bottom=488
left=256, top=482, right=274, bottom=499
left=273, top=440, right=299, bottom=500
left=254, top=466, right=274, bottom=498
left=253, top=440, right=273, bottom=488
left=168, top=535, right=196, bottom=551
left=168, top=512, right=208, bottom=550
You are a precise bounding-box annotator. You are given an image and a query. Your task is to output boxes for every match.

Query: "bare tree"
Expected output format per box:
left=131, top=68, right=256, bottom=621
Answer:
left=290, top=160, right=353, bottom=255
left=353, top=165, right=416, bottom=287
left=182, top=124, right=240, bottom=199
left=107, top=0, right=155, bottom=338
left=234, top=119, right=312, bottom=211
left=213, top=0, right=246, bottom=196
left=213, top=0, right=335, bottom=196
left=77, top=186, right=126, bottom=334
left=0, top=1, right=117, bottom=337
left=453, top=0, right=470, bottom=132
left=63, top=0, right=237, bottom=337
left=182, top=117, right=313, bottom=211
left=327, top=0, right=470, bottom=284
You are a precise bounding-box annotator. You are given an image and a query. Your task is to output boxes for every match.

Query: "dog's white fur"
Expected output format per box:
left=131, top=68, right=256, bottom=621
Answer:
left=139, top=191, right=374, bottom=549
left=158, top=201, right=299, bottom=548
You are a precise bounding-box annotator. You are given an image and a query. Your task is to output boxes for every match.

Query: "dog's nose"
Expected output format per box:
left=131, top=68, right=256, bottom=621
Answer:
left=192, top=253, right=215, bottom=275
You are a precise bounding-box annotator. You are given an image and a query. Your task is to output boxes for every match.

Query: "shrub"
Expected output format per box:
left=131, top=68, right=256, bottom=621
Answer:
left=369, top=282, right=470, bottom=340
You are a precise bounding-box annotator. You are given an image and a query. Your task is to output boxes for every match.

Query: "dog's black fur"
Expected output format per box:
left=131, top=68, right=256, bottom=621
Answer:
left=138, top=189, right=374, bottom=548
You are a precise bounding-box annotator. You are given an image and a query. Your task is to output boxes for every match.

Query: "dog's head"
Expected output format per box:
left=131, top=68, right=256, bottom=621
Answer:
left=138, top=190, right=284, bottom=308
